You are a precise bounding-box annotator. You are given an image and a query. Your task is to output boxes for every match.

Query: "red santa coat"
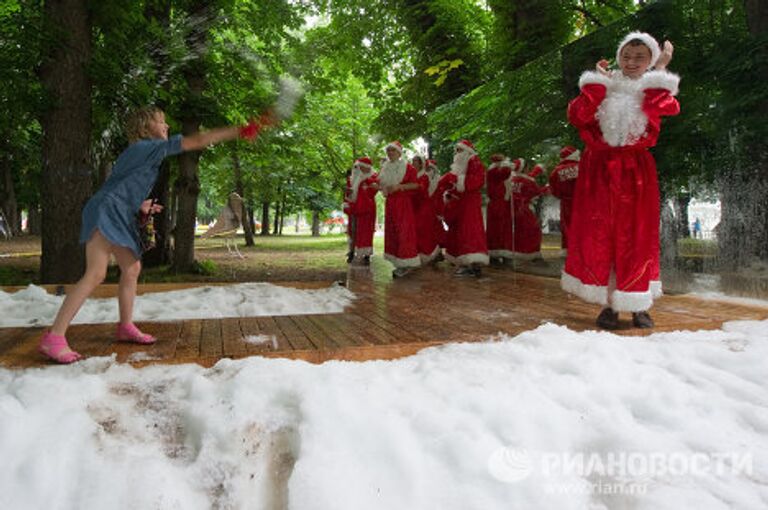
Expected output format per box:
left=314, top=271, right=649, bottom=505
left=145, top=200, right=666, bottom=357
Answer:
left=414, top=171, right=440, bottom=263
left=486, top=161, right=514, bottom=258
left=505, top=172, right=545, bottom=259
left=562, top=70, right=681, bottom=312
left=350, top=172, right=379, bottom=256
left=438, top=155, right=489, bottom=265
left=548, top=159, right=579, bottom=251
left=380, top=160, right=420, bottom=268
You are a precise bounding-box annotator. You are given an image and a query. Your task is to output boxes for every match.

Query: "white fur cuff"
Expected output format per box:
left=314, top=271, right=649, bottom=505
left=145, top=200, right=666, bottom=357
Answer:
left=611, top=289, right=654, bottom=312
left=561, top=271, right=608, bottom=306
left=578, top=71, right=612, bottom=90
left=456, top=175, right=466, bottom=193
left=639, top=70, right=680, bottom=96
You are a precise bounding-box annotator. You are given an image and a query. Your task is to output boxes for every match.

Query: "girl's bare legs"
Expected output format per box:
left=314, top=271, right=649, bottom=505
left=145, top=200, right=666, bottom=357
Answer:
left=112, top=245, right=141, bottom=326
left=49, top=231, right=112, bottom=336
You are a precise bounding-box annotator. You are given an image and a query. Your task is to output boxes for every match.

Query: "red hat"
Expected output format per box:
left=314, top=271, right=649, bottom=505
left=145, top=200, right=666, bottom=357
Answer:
left=385, top=141, right=403, bottom=153
left=559, top=146, right=580, bottom=161
left=490, top=153, right=505, bottom=163
left=512, top=158, right=526, bottom=172
left=425, top=159, right=437, bottom=170
left=355, top=157, right=373, bottom=169
left=528, top=164, right=545, bottom=178
left=456, top=139, right=476, bottom=154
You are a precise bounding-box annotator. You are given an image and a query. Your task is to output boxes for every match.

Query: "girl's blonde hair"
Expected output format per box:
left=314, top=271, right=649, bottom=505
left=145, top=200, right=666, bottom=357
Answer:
left=125, top=106, right=163, bottom=142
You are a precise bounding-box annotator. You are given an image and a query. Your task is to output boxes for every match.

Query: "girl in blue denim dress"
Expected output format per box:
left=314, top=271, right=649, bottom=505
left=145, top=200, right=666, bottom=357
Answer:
left=39, top=106, right=268, bottom=363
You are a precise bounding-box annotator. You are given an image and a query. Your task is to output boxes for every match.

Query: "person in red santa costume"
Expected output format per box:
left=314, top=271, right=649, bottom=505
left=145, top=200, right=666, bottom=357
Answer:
left=548, top=146, right=581, bottom=255
left=486, top=153, right=514, bottom=264
left=342, top=166, right=357, bottom=263
left=505, top=159, right=547, bottom=261
left=379, top=141, right=421, bottom=278
left=348, top=157, right=379, bottom=265
left=424, top=159, right=447, bottom=253
left=411, top=154, right=441, bottom=265
left=437, top=139, right=489, bottom=276
left=562, top=31, right=679, bottom=330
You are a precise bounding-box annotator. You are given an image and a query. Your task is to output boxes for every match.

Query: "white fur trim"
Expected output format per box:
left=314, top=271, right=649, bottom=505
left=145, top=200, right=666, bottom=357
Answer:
left=616, top=31, right=660, bottom=68
left=638, top=70, right=680, bottom=96
left=419, top=246, right=441, bottom=265
left=456, top=141, right=476, bottom=154
left=488, top=249, right=515, bottom=259
left=579, top=71, right=612, bottom=89
left=445, top=252, right=489, bottom=266
left=564, top=150, right=580, bottom=162
left=650, top=280, right=662, bottom=298
left=385, top=142, right=403, bottom=154
left=456, top=174, right=466, bottom=193
left=610, top=289, right=654, bottom=312
left=355, top=161, right=372, bottom=170
left=597, top=74, right=647, bottom=147
left=354, top=246, right=373, bottom=257
left=384, top=253, right=421, bottom=268
left=561, top=271, right=608, bottom=306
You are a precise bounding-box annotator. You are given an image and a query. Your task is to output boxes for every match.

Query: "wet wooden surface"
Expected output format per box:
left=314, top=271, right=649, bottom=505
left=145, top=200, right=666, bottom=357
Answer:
left=1, top=259, right=766, bottom=369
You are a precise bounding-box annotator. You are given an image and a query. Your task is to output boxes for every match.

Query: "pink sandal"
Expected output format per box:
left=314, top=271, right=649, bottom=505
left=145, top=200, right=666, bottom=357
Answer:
left=115, top=323, right=156, bottom=345
left=38, top=332, right=82, bottom=364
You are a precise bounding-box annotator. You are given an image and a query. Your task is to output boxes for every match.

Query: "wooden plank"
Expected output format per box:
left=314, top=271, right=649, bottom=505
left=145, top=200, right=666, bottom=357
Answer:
left=176, top=319, right=202, bottom=359
left=289, top=315, right=341, bottom=350
left=221, top=318, right=248, bottom=358
left=272, top=316, right=314, bottom=351
left=199, top=319, right=222, bottom=358
left=0, top=327, right=29, bottom=358
left=305, top=314, right=365, bottom=348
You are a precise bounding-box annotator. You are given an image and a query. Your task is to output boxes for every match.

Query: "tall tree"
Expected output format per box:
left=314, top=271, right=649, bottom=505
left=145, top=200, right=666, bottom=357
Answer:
left=39, top=0, right=92, bottom=282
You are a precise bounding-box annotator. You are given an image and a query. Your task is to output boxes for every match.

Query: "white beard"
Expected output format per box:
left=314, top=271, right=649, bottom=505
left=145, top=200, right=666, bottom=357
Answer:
left=450, top=150, right=473, bottom=176
left=348, top=167, right=364, bottom=202
left=379, top=159, right=407, bottom=190
left=597, top=74, right=648, bottom=147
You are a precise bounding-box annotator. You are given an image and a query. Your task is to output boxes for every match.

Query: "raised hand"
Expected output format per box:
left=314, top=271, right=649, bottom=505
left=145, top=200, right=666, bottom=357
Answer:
left=656, top=40, right=674, bottom=70
left=596, top=59, right=612, bottom=77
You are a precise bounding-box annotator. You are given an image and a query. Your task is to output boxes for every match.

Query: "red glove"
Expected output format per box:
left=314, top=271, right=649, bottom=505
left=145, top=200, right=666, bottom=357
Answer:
left=239, top=118, right=262, bottom=141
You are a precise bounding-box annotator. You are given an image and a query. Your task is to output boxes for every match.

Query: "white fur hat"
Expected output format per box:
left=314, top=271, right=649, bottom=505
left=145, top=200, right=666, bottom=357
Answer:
left=616, top=31, right=661, bottom=68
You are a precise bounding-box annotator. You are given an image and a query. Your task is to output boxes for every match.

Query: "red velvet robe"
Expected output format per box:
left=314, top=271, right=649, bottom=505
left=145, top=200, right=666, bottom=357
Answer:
left=549, top=159, right=579, bottom=251
left=505, top=173, right=545, bottom=259
left=381, top=162, right=420, bottom=268
left=562, top=69, right=681, bottom=312
left=414, top=171, right=440, bottom=263
left=438, top=155, right=489, bottom=266
left=351, top=173, right=379, bottom=256
left=485, top=161, right=514, bottom=258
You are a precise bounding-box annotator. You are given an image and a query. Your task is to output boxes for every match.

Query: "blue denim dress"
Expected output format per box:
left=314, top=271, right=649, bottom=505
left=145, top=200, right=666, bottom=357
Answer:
left=80, top=135, right=183, bottom=259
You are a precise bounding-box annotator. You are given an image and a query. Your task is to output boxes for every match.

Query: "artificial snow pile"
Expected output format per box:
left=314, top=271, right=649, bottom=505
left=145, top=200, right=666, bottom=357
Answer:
left=0, top=282, right=354, bottom=327
left=1, top=321, right=767, bottom=509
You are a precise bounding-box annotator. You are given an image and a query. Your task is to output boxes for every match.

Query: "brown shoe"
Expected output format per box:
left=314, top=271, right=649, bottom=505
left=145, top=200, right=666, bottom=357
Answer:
left=632, top=311, right=654, bottom=329
left=596, top=308, right=619, bottom=330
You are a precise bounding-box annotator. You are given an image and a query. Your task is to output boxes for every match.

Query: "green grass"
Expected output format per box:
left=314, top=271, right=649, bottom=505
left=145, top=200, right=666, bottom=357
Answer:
left=677, top=238, right=718, bottom=257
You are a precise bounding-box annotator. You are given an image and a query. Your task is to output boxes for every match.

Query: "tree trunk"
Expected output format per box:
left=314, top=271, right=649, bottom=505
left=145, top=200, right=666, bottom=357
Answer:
left=28, top=207, right=42, bottom=235
left=295, top=213, right=300, bottom=233
left=273, top=201, right=280, bottom=235
left=674, top=193, right=691, bottom=238
left=39, top=0, right=92, bottom=283
left=260, top=201, right=270, bottom=235
left=171, top=1, right=208, bottom=273
left=311, top=210, right=320, bottom=237
left=0, top=154, right=19, bottom=235
left=232, top=151, right=255, bottom=246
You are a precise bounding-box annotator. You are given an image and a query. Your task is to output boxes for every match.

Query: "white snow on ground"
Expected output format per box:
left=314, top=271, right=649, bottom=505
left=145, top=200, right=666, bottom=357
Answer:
left=0, top=283, right=354, bottom=327
left=1, top=321, right=767, bottom=510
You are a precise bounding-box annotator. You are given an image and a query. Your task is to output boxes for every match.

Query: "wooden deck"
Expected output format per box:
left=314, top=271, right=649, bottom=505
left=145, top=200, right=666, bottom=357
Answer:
left=1, top=259, right=767, bottom=369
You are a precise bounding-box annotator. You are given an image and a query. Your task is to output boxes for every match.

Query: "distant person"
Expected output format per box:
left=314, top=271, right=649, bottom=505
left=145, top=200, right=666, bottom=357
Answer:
left=693, top=217, right=702, bottom=239
left=485, top=154, right=514, bottom=264
left=412, top=154, right=440, bottom=265
left=505, top=161, right=547, bottom=261
left=379, top=141, right=421, bottom=278
left=38, top=106, right=274, bottom=363
left=348, top=157, right=379, bottom=265
left=548, top=146, right=581, bottom=254
left=561, top=31, right=680, bottom=330
left=437, top=139, right=489, bottom=276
